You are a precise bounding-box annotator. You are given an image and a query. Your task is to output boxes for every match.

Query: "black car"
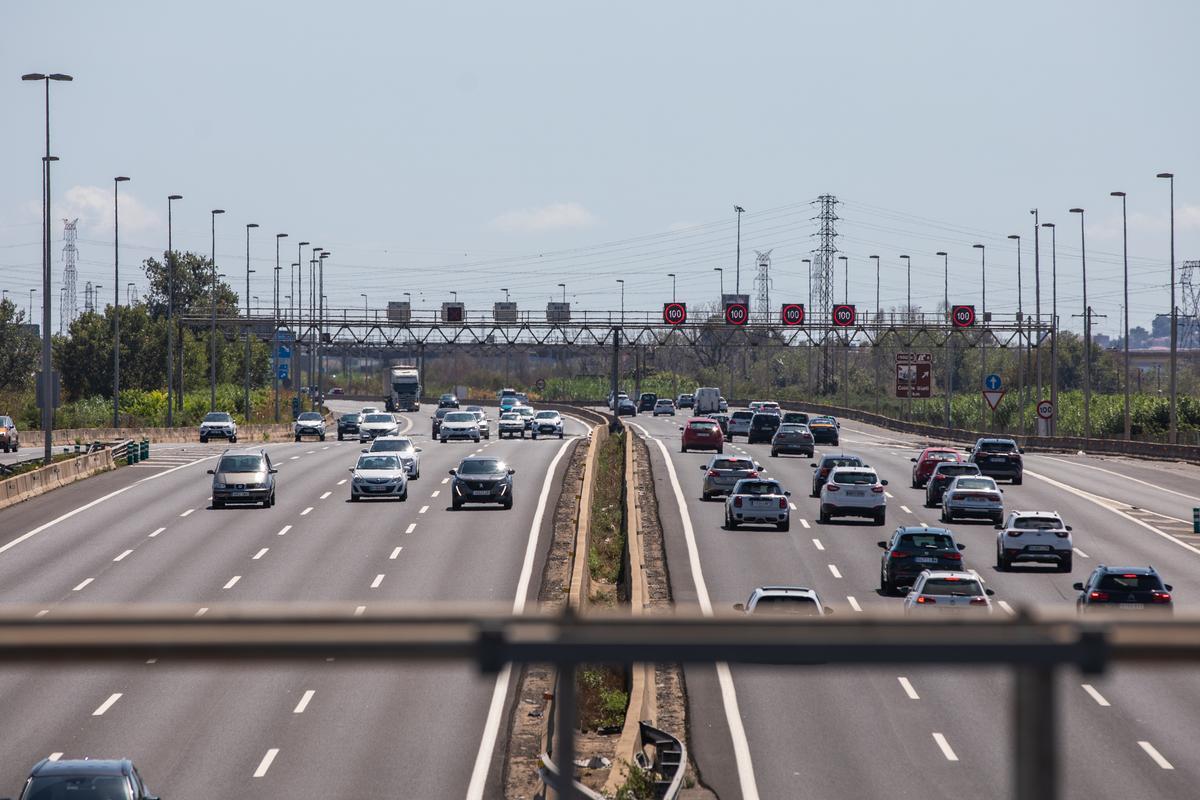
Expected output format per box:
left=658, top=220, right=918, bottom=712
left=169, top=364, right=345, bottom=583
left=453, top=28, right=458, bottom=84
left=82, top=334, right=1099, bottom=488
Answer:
left=746, top=413, right=781, bottom=444
left=810, top=454, right=866, bottom=497
left=438, top=393, right=459, bottom=409
left=706, top=413, right=730, bottom=437
left=431, top=407, right=451, bottom=437
left=638, top=392, right=658, bottom=412
left=878, top=526, right=966, bottom=595
left=781, top=411, right=809, bottom=426
left=1074, top=566, right=1173, bottom=613
left=925, top=462, right=983, bottom=506
left=336, top=412, right=362, bottom=441
left=14, top=757, right=160, bottom=800
left=449, top=456, right=515, bottom=510
left=967, top=437, right=1024, bottom=483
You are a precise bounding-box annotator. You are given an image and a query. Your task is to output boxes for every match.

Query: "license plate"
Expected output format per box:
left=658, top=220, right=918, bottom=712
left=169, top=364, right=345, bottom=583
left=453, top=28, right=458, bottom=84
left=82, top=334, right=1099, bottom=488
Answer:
left=1119, top=603, right=1144, bottom=610
left=990, top=457, right=1007, bottom=463
left=1027, top=545, right=1051, bottom=552
left=232, top=491, right=249, bottom=497
left=915, top=557, right=938, bottom=564
left=750, top=500, right=771, bottom=508
left=847, top=490, right=865, bottom=497
left=472, top=490, right=492, bottom=496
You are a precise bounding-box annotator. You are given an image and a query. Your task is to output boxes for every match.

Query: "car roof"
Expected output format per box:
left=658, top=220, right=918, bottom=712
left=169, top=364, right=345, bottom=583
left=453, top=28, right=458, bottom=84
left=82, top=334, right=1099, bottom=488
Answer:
left=919, top=570, right=982, bottom=580
left=830, top=465, right=873, bottom=472
left=1010, top=510, right=1063, bottom=519
left=753, top=586, right=819, bottom=598
left=896, top=525, right=952, bottom=536
left=921, top=446, right=958, bottom=454
left=820, top=454, right=862, bottom=462
left=373, top=435, right=411, bottom=442
left=1094, top=565, right=1159, bottom=575
left=31, top=758, right=131, bottom=777
left=219, top=446, right=267, bottom=457
left=687, top=416, right=718, bottom=423
left=977, top=437, right=1017, bottom=444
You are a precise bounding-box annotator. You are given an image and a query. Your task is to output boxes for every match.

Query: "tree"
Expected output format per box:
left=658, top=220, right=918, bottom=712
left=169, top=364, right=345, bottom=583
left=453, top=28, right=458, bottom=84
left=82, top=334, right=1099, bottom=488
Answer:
left=0, top=298, right=40, bottom=392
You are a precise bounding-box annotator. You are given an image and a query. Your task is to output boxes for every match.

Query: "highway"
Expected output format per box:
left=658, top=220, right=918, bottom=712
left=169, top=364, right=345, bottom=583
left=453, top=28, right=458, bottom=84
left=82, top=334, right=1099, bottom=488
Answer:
left=630, top=410, right=1200, bottom=800
left=0, top=400, right=588, bottom=798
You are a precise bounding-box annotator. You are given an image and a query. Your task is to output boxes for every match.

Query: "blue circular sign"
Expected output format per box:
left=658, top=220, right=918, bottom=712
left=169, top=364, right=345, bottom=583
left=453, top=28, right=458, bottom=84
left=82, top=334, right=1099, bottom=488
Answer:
left=985, top=373, right=1003, bottom=391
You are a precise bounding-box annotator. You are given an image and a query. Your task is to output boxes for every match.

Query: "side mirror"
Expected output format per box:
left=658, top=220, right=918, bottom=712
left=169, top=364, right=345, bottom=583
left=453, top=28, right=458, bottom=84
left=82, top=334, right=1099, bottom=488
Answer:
left=1166, top=584, right=1174, bottom=591
left=985, top=589, right=996, bottom=597
left=206, top=469, right=215, bottom=475
left=679, top=426, right=685, bottom=431
left=508, top=468, right=516, bottom=475
left=416, top=448, right=423, bottom=453
left=784, top=490, right=791, bottom=496
left=965, top=447, right=973, bottom=453
left=999, top=489, right=1004, bottom=493
left=361, top=449, right=369, bottom=453
left=1019, top=447, right=1026, bottom=454
left=699, top=465, right=707, bottom=471
left=733, top=602, right=746, bottom=612
left=1072, top=582, right=1085, bottom=591
left=1066, top=525, right=1073, bottom=532
left=877, top=541, right=887, bottom=548
left=348, top=468, right=354, bottom=472
left=269, top=468, right=278, bottom=474
left=957, top=543, right=966, bottom=550
left=994, top=523, right=1004, bottom=530
left=809, top=463, right=818, bottom=468
left=881, top=479, right=889, bottom=486
left=755, top=464, right=763, bottom=471
left=910, top=457, right=917, bottom=463
left=448, top=469, right=457, bottom=475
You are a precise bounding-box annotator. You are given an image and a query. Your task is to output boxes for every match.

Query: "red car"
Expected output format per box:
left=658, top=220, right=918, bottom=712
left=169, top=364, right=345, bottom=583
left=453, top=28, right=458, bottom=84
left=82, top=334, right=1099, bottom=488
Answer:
left=680, top=417, right=725, bottom=453
left=910, top=447, right=961, bottom=488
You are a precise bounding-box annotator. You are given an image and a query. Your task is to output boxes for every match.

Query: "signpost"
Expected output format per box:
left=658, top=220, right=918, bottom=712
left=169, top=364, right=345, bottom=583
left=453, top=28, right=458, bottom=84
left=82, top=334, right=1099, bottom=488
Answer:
left=895, top=352, right=932, bottom=398
left=985, top=373, right=1003, bottom=391
left=1036, top=399, right=1054, bottom=436
left=780, top=303, right=805, bottom=326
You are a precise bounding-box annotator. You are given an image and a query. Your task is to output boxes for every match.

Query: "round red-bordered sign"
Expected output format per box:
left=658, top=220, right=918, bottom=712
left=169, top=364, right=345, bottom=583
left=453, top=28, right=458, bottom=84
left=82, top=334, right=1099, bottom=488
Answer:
left=832, top=304, right=856, bottom=327
left=725, top=302, right=749, bottom=326
left=951, top=304, right=976, bottom=328
left=781, top=303, right=805, bottom=326
left=663, top=302, right=687, bottom=325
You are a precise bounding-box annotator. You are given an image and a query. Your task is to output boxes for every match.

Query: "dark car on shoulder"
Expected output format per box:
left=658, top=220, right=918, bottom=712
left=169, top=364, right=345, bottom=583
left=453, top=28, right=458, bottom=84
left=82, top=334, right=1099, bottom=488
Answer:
left=967, top=437, right=1024, bottom=483
left=746, top=413, right=781, bottom=444
left=13, top=757, right=160, bottom=800
left=1074, top=566, right=1173, bottom=614
left=878, top=526, right=966, bottom=595
left=336, top=412, right=362, bottom=441
left=925, top=462, right=983, bottom=506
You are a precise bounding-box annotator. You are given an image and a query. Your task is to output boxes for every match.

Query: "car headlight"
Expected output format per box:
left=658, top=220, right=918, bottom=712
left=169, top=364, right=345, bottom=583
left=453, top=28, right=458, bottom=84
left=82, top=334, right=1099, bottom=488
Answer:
left=213, top=482, right=227, bottom=489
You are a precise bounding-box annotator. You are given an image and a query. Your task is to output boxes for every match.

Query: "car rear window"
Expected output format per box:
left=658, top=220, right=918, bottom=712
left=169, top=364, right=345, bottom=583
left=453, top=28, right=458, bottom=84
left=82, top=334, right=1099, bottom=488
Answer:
left=899, top=533, right=955, bottom=550
left=834, top=471, right=877, bottom=485
left=218, top=455, right=264, bottom=472
left=340, top=413, right=360, bottom=421
left=921, top=577, right=984, bottom=597
left=953, top=478, right=996, bottom=490
left=936, top=465, right=979, bottom=476
left=712, top=459, right=753, bottom=471
left=736, top=481, right=782, bottom=495
left=688, top=421, right=718, bottom=431
left=751, top=415, right=779, bottom=427
left=777, top=424, right=806, bottom=433
left=1012, top=517, right=1062, bottom=530
left=823, top=457, right=862, bottom=468
left=978, top=441, right=1017, bottom=452
left=925, top=451, right=958, bottom=461
left=731, top=411, right=754, bottom=420
left=1097, top=574, right=1164, bottom=591
left=358, top=455, right=399, bottom=470
left=753, top=596, right=821, bottom=615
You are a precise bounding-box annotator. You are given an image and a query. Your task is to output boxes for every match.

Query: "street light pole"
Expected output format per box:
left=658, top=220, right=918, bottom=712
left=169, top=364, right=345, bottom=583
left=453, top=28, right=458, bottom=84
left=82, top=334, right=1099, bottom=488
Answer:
left=973, top=244, right=987, bottom=429
left=1112, top=192, right=1130, bottom=440
left=837, top=256, right=848, bottom=304
left=714, top=267, right=724, bottom=299
left=616, top=279, right=625, bottom=321
left=244, top=223, right=258, bottom=420
left=1031, top=210, right=1043, bottom=411
left=869, top=254, right=881, bottom=414
left=667, top=273, right=676, bottom=303
left=294, top=241, right=309, bottom=413
left=318, top=250, right=329, bottom=404
left=734, top=205, right=745, bottom=295
left=1069, top=208, right=1090, bottom=442
left=936, top=251, right=951, bottom=429
left=1042, top=222, right=1058, bottom=435
left=899, top=255, right=911, bottom=321
left=113, top=176, right=129, bottom=428
left=361, top=293, right=368, bottom=317
left=1008, top=234, right=1025, bottom=438
left=209, top=209, right=225, bottom=411
left=273, top=233, right=287, bottom=423
left=166, top=194, right=182, bottom=427
left=1156, top=173, right=1177, bottom=444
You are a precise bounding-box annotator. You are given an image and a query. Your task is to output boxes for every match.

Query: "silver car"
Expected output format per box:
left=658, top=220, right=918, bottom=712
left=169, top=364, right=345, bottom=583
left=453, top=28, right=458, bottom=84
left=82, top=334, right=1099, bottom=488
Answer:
left=725, top=478, right=791, bottom=531
left=700, top=455, right=761, bottom=500
left=770, top=423, right=814, bottom=458
left=359, top=412, right=400, bottom=442
left=498, top=412, right=526, bottom=439
left=941, top=475, right=1004, bottom=524
left=726, top=410, right=754, bottom=441
left=904, top=570, right=994, bottom=613
left=293, top=411, right=326, bottom=442
left=349, top=453, right=409, bottom=501
left=440, top=411, right=481, bottom=443
left=208, top=447, right=276, bottom=508
left=531, top=410, right=564, bottom=439
left=368, top=435, right=422, bottom=479
left=466, top=405, right=491, bottom=439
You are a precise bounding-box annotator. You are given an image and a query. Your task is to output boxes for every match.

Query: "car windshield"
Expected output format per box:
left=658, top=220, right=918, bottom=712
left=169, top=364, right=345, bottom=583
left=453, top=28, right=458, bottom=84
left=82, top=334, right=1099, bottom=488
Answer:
left=921, top=578, right=985, bottom=597
left=340, top=413, right=360, bottom=422
left=834, top=471, right=877, bottom=485
left=689, top=421, right=718, bottom=431
left=656, top=400, right=672, bottom=406
left=899, top=533, right=955, bottom=550
left=203, top=412, right=231, bottom=423
left=445, top=412, right=475, bottom=422
left=500, top=413, right=519, bottom=420
left=753, top=596, right=821, bottom=615
left=298, top=412, right=322, bottom=421
left=0, top=416, right=12, bottom=426
left=712, top=459, right=754, bottom=471
left=736, top=481, right=782, bottom=496
left=459, top=459, right=503, bottom=475
left=1013, top=517, right=1062, bottom=530
left=953, top=478, right=996, bottom=491
left=358, top=455, right=399, bottom=470
left=1096, top=573, right=1164, bottom=591
left=979, top=441, right=1017, bottom=452
left=372, top=439, right=413, bottom=452
left=364, top=414, right=394, bottom=423
left=936, top=465, right=979, bottom=477
left=217, top=455, right=264, bottom=473
left=535, top=411, right=558, bottom=419
left=24, top=775, right=135, bottom=800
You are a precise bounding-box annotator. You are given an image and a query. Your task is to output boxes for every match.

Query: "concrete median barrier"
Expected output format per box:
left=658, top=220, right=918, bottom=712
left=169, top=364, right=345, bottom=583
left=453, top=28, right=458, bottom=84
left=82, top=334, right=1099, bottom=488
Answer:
left=0, top=448, right=115, bottom=512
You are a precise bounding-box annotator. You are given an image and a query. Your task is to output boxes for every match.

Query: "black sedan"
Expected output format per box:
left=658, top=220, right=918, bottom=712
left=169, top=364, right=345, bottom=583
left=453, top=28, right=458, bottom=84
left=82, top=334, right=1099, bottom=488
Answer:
left=1074, top=566, right=1173, bottom=613
left=336, top=412, right=362, bottom=441
left=878, top=526, right=966, bottom=595
left=450, top=456, right=515, bottom=510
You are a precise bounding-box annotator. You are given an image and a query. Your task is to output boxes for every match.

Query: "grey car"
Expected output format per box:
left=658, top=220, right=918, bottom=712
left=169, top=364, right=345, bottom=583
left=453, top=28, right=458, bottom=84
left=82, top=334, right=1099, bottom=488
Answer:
left=770, top=423, right=814, bottom=457
left=700, top=455, right=761, bottom=500
left=208, top=447, right=277, bottom=508
left=450, top=456, right=515, bottom=509
left=349, top=453, right=409, bottom=501
left=367, top=435, right=422, bottom=478
left=941, top=475, right=1004, bottom=524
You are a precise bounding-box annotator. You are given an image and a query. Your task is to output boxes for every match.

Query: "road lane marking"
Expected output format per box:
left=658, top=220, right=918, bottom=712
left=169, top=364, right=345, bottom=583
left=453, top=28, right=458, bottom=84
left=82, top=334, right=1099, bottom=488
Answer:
left=885, top=491, right=894, bottom=498
left=148, top=527, right=165, bottom=538
left=223, top=575, right=241, bottom=589
left=277, top=525, right=291, bottom=536
left=847, top=596, right=862, bottom=612
left=1073, top=547, right=1090, bottom=558
left=253, top=748, right=279, bottom=778
left=337, top=479, right=347, bottom=486
left=900, top=505, right=912, bottom=514
left=92, top=693, right=122, bottom=716
left=998, top=600, right=1015, bottom=615
left=812, top=538, right=824, bottom=551
left=1081, top=684, right=1110, bottom=706
left=113, top=549, right=133, bottom=562
left=73, top=578, right=93, bottom=591
left=389, top=546, right=403, bottom=559
left=405, top=523, right=417, bottom=534
left=306, top=450, right=315, bottom=454
left=293, top=690, right=315, bottom=714
left=300, top=506, right=313, bottom=516
left=180, top=508, right=195, bottom=517
left=1036, top=455, right=1200, bottom=503
left=932, top=732, right=959, bottom=761
left=195, top=607, right=208, bottom=617
left=319, top=491, right=331, bottom=500
left=828, top=564, right=842, bottom=579
left=253, top=548, right=269, bottom=560
left=788, top=502, right=797, bottom=510
left=898, top=677, right=920, bottom=700
left=35, top=609, right=49, bottom=618
left=370, top=574, right=385, bottom=588
left=322, top=446, right=329, bottom=450
left=290, top=455, right=299, bottom=460
left=430, top=490, right=440, bottom=498
left=799, top=518, right=810, bottom=529
left=1138, top=741, right=1174, bottom=769
left=441, top=477, right=449, bottom=484
left=468, top=437, right=578, bottom=800
left=354, top=605, right=366, bottom=616
left=419, top=505, right=429, bottom=514
left=48, top=753, right=62, bottom=761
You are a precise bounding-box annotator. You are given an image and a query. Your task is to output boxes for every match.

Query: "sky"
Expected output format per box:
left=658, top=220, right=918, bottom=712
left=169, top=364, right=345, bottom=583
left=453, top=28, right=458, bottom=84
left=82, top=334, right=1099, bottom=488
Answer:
left=2, top=0, right=1198, bottom=338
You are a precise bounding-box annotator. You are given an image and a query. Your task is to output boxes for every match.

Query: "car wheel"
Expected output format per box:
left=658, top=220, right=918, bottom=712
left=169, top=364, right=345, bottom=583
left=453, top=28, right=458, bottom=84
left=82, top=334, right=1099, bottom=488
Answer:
left=229, top=435, right=237, bottom=443
left=681, top=445, right=688, bottom=453
left=503, top=497, right=514, bottom=510
left=440, top=438, right=447, bottom=444
left=212, top=499, right=224, bottom=509
left=911, top=477, right=920, bottom=489
left=452, top=497, right=462, bottom=510
left=270, top=492, right=276, bottom=507
left=940, top=508, right=950, bottom=523
left=1012, top=474, right=1023, bottom=485
left=875, top=511, right=886, bottom=525
left=532, top=431, right=538, bottom=439
left=996, top=550, right=1009, bottom=571
left=818, top=507, right=830, bottom=524
left=338, top=433, right=344, bottom=441
left=200, top=437, right=208, bottom=444
left=777, top=520, right=790, bottom=532
left=350, top=493, right=360, bottom=502
left=701, top=492, right=711, bottom=502
left=295, top=435, right=301, bottom=442
left=771, top=449, right=778, bottom=457
left=559, top=431, right=564, bottom=439
left=726, top=512, right=738, bottom=530
left=881, top=572, right=895, bottom=596
left=716, top=446, right=723, bottom=454
left=319, top=434, right=325, bottom=442
left=520, top=431, right=525, bottom=439
left=1058, top=556, right=1073, bottom=573
left=399, top=489, right=408, bottom=502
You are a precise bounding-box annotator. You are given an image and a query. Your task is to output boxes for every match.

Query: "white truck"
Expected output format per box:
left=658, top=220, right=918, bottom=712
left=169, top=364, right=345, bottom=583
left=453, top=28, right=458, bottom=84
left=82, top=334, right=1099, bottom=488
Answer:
left=694, top=386, right=722, bottom=415
left=385, top=365, right=421, bottom=412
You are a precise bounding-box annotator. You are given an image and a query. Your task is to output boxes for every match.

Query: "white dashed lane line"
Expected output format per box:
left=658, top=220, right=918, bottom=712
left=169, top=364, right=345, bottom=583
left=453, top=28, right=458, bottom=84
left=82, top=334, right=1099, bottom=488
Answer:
left=847, top=596, right=862, bottom=612
left=337, top=479, right=347, bottom=486
left=441, top=477, right=449, bottom=485
left=900, top=505, right=912, bottom=514
left=290, top=455, right=299, bottom=460
left=180, top=508, right=195, bottom=517
left=277, top=525, right=291, bottom=536
left=898, top=677, right=920, bottom=700
left=389, top=547, right=403, bottom=559
left=354, top=605, right=366, bottom=616
left=788, top=502, right=797, bottom=511
left=48, top=753, right=62, bottom=762
left=195, top=607, right=208, bottom=617
left=1081, top=684, right=1110, bottom=707
left=319, top=491, right=331, bottom=500
left=148, top=527, right=165, bottom=538
left=73, top=578, right=93, bottom=592
left=253, top=548, right=269, bottom=560
left=253, top=749, right=279, bottom=778
left=932, top=733, right=959, bottom=762
left=370, top=574, right=385, bottom=589
left=812, top=538, right=824, bottom=551
left=293, top=690, right=315, bottom=714
left=113, top=549, right=133, bottom=562
left=223, top=575, right=241, bottom=590
left=405, top=523, right=417, bottom=534
left=1138, top=741, right=1174, bottom=770
left=828, top=564, right=842, bottom=579
left=300, top=507, right=313, bottom=516
left=431, top=490, right=440, bottom=498
left=1073, top=547, right=1090, bottom=558
left=92, top=693, right=122, bottom=716
left=799, top=518, right=811, bottom=529
left=885, top=491, right=894, bottom=499
left=997, top=600, right=1015, bottom=615
left=419, top=505, right=429, bottom=514
left=306, top=450, right=315, bottom=455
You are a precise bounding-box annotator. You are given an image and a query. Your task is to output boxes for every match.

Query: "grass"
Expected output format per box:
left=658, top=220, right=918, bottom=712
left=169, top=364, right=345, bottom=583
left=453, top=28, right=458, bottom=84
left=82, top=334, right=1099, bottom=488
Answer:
left=614, top=761, right=658, bottom=800
left=577, top=667, right=629, bottom=732
left=588, top=430, right=626, bottom=585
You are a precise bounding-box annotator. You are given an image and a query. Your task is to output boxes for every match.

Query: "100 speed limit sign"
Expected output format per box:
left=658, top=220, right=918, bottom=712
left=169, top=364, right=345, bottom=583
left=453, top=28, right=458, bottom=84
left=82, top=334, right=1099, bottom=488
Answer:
left=832, top=304, right=856, bottom=327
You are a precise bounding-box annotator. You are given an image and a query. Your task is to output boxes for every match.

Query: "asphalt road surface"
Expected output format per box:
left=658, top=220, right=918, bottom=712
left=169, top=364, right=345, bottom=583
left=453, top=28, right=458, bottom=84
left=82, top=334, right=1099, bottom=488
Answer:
left=0, top=400, right=589, bottom=798
left=629, top=409, right=1200, bottom=800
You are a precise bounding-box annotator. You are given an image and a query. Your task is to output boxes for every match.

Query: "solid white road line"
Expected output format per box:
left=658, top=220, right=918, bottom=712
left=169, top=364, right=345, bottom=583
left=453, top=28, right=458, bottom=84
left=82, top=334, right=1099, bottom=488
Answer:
left=898, top=676, right=920, bottom=700
left=253, top=748, right=279, bottom=778
left=319, top=491, right=331, bottom=500
left=812, top=538, right=824, bottom=551
left=1081, top=684, right=1110, bottom=707
left=92, top=693, right=122, bottom=716
left=799, top=518, right=810, bottom=529
left=389, top=546, right=403, bottom=559
left=253, top=548, right=269, bottom=560
left=847, top=596, right=862, bottom=612
left=293, top=690, right=315, bottom=714
left=113, top=549, right=133, bottom=562
left=1073, top=547, right=1090, bottom=558
left=467, top=438, right=576, bottom=800
left=180, top=508, right=195, bottom=517
left=1036, top=454, right=1200, bottom=503
left=223, top=575, right=241, bottom=589
left=148, top=527, right=165, bottom=538
left=300, top=506, right=313, bottom=516
left=370, top=574, right=385, bottom=589
left=195, top=607, right=208, bottom=617
left=828, top=564, right=843, bottom=579
left=277, top=525, right=291, bottom=536
left=900, top=505, right=912, bottom=514
left=932, top=732, right=959, bottom=761
left=73, top=578, right=93, bottom=591
left=405, top=523, right=417, bottom=534
left=419, top=505, right=429, bottom=514
left=1138, top=740, right=1174, bottom=769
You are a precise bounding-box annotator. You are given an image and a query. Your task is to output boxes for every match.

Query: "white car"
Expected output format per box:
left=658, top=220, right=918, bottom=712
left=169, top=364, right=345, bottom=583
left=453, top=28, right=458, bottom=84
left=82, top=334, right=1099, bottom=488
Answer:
left=734, top=586, right=830, bottom=615
left=531, top=410, right=564, bottom=439
left=498, top=412, right=526, bottom=439
left=512, top=405, right=536, bottom=430
left=367, top=435, right=422, bottom=479
left=348, top=453, right=408, bottom=502
left=608, top=392, right=629, bottom=410
left=358, top=412, right=400, bottom=442
left=904, top=570, right=994, bottom=613
left=652, top=399, right=676, bottom=416
left=293, top=411, right=326, bottom=442
left=440, top=410, right=481, bottom=443
left=995, top=511, right=1074, bottom=572
left=941, top=475, right=1004, bottom=524
left=199, top=411, right=237, bottom=443
left=725, top=478, right=790, bottom=531
left=818, top=466, right=888, bottom=525
left=726, top=410, right=754, bottom=440
left=465, top=406, right=491, bottom=439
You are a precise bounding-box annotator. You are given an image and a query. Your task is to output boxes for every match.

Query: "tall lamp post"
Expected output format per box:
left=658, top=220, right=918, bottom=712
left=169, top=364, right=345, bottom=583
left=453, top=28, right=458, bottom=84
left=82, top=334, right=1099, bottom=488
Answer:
left=1008, top=234, right=1025, bottom=437
left=273, top=233, right=287, bottom=422
left=112, top=176, right=129, bottom=428
left=733, top=205, right=745, bottom=294
left=1156, top=173, right=1176, bottom=443
left=209, top=209, right=225, bottom=411
left=936, top=250, right=951, bottom=429
left=294, top=241, right=309, bottom=412
left=870, top=254, right=881, bottom=414
left=1041, top=222, right=1058, bottom=434
left=973, top=244, right=987, bottom=429
left=1069, top=208, right=1090, bottom=442
left=22, top=71, right=72, bottom=465
left=243, top=223, right=258, bottom=420
left=869, top=256, right=880, bottom=320
left=616, top=279, right=625, bottom=321
left=837, top=256, right=849, bottom=304
left=318, top=250, right=329, bottom=404
left=166, top=194, right=182, bottom=427
left=714, top=267, right=724, bottom=299
left=667, top=273, right=676, bottom=303
left=1111, top=192, right=1130, bottom=440
left=899, top=255, right=911, bottom=322
left=361, top=293, right=368, bottom=317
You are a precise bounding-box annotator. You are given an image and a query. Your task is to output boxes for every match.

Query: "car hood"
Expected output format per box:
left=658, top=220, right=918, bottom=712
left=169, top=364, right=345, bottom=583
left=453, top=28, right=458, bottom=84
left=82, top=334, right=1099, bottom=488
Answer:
left=296, top=418, right=325, bottom=426
left=354, top=468, right=406, bottom=480
left=360, top=421, right=395, bottom=430
left=216, top=471, right=266, bottom=483
left=457, top=471, right=506, bottom=481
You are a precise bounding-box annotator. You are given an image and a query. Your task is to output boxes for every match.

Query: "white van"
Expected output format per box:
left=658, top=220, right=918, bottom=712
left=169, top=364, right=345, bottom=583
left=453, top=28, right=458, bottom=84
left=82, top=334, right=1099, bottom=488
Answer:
left=694, top=387, right=722, bottom=415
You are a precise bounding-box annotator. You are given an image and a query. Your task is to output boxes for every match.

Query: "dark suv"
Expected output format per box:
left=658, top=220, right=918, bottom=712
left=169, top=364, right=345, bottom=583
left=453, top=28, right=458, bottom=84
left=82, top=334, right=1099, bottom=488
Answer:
left=1074, top=566, right=1173, bottom=613
left=967, top=437, right=1024, bottom=483
left=13, top=757, right=160, bottom=800
left=449, top=456, right=515, bottom=510
left=925, top=462, right=983, bottom=506
left=810, top=454, right=866, bottom=497
left=438, top=393, right=459, bottom=409
left=746, top=413, right=781, bottom=444
left=337, top=412, right=361, bottom=441
left=638, top=392, right=658, bottom=412
left=878, top=526, right=966, bottom=595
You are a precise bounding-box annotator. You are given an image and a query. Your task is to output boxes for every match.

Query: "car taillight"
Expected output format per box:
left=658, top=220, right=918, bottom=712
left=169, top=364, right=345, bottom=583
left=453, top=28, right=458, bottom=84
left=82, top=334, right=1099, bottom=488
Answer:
left=945, top=552, right=962, bottom=561
left=871, top=485, right=885, bottom=494
left=890, top=551, right=909, bottom=559
left=969, top=597, right=988, bottom=606
left=707, top=470, right=720, bottom=477
left=1055, top=530, right=1070, bottom=538
left=1008, top=530, right=1022, bottom=537
left=820, top=468, right=829, bottom=477
left=734, top=496, right=743, bottom=508
left=779, top=498, right=787, bottom=509
left=1089, top=591, right=1109, bottom=601
left=1151, top=591, right=1172, bottom=603
left=747, top=471, right=759, bottom=478
left=826, top=484, right=840, bottom=492
left=916, top=596, right=936, bottom=604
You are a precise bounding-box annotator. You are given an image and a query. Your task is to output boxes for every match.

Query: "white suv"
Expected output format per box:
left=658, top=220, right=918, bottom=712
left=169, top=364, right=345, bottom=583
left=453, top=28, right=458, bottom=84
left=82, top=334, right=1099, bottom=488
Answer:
left=904, top=570, right=994, bottom=613
left=819, top=466, right=888, bottom=525
left=995, top=511, right=1073, bottom=572
left=199, top=411, right=237, bottom=443
left=726, top=410, right=754, bottom=441
left=734, top=586, right=830, bottom=615
left=293, top=411, right=326, bottom=442
left=531, top=410, right=564, bottom=439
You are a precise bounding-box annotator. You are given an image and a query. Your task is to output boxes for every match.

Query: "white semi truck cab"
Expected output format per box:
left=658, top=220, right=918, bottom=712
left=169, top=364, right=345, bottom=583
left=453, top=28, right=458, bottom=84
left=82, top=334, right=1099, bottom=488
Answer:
left=386, top=366, right=421, bottom=412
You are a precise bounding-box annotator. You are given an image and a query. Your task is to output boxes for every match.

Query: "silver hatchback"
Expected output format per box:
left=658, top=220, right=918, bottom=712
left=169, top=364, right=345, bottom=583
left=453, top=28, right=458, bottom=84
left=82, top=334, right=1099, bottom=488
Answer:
left=700, top=455, right=762, bottom=500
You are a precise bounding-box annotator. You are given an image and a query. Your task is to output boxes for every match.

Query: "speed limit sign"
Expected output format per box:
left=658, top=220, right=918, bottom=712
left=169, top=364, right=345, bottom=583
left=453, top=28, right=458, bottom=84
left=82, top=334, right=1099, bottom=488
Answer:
left=831, top=304, right=856, bottom=327
left=1037, top=400, right=1054, bottom=420
left=780, top=303, right=805, bottom=326
left=662, top=302, right=687, bottom=325
left=724, top=302, right=749, bottom=326
left=951, top=304, right=976, bottom=328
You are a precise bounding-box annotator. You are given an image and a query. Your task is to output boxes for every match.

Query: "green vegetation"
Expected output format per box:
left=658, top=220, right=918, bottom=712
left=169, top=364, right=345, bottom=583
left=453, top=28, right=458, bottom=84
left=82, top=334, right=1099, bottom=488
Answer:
left=614, top=761, right=658, bottom=800
left=577, top=667, right=628, bottom=732
left=588, top=431, right=626, bottom=585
